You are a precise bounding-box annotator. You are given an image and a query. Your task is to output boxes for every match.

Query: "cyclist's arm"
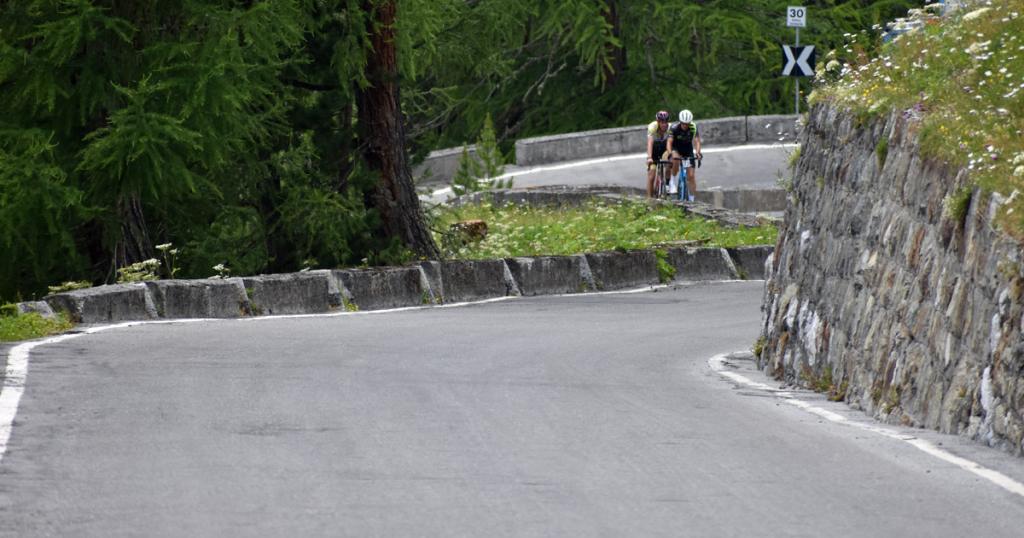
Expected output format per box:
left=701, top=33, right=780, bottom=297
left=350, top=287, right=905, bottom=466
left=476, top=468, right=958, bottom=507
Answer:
left=694, top=134, right=702, bottom=157
left=647, top=136, right=655, bottom=163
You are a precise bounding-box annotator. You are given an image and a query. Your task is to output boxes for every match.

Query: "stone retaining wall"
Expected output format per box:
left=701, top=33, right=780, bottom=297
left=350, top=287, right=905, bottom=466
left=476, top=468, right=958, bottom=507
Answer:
left=760, top=102, right=1024, bottom=455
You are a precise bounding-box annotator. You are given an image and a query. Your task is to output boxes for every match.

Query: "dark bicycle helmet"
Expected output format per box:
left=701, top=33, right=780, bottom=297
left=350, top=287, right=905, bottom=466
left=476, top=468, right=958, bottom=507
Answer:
left=655, top=110, right=670, bottom=121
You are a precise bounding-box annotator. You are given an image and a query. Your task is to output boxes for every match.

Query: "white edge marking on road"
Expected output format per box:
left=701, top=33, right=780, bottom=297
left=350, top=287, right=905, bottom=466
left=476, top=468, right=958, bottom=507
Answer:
left=428, top=143, right=800, bottom=198
left=708, top=352, right=1024, bottom=499
left=2, top=281, right=735, bottom=463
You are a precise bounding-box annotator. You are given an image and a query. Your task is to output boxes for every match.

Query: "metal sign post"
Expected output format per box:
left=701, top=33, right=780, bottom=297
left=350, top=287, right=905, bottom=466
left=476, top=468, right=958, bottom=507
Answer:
left=787, top=7, right=807, bottom=114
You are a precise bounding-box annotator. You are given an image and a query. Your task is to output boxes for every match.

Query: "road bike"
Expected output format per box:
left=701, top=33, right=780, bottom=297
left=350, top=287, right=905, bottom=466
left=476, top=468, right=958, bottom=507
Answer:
left=672, top=154, right=702, bottom=202
left=652, top=158, right=671, bottom=199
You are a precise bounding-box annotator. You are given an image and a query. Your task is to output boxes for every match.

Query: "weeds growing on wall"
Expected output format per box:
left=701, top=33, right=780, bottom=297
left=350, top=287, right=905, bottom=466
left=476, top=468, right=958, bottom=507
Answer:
left=0, top=310, right=73, bottom=342
left=811, top=2, right=1024, bottom=238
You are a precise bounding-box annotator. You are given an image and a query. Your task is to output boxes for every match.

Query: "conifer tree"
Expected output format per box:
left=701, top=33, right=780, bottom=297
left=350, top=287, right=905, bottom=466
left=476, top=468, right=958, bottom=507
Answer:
left=450, top=146, right=483, bottom=197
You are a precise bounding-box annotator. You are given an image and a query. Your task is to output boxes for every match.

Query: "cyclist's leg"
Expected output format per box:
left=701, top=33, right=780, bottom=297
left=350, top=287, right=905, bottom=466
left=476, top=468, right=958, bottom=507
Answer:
left=646, top=162, right=655, bottom=197
left=662, top=162, right=672, bottom=198
left=671, top=150, right=684, bottom=195
left=686, top=157, right=697, bottom=201
left=676, top=159, right=687, bottom=201
left=656, top=162, right=666, bottom=198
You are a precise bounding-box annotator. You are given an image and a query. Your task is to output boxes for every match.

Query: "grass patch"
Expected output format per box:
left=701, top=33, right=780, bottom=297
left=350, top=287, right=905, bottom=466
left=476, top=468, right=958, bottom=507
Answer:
left=0, top=311, right=74, bottom=342
left=943, top=185, right=974, bottom=227
left=434, top=200, right=777, bottom=259
left=812, top=3, right=1024, bottom=237
left=752, top=336, right=766, bottom=358
left=875, top=136, right=889, bottom=168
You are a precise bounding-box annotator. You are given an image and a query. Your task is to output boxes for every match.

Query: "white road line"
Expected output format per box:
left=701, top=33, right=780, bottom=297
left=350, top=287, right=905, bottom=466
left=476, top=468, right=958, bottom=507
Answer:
left=428, top=143, right=800, bottom=198
left=0, top=282, right=712, bottom=464
left=707, top=352, right=1024, bottom=499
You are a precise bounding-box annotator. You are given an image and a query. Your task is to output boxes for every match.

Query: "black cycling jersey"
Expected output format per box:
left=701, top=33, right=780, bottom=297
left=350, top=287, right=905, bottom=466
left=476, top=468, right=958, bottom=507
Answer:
left=669, top=121, right=699, bottom=156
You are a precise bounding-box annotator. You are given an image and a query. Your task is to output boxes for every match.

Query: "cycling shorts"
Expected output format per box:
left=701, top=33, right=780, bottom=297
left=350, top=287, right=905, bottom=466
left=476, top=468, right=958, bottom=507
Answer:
left=672, top=150, right=696, bottom=168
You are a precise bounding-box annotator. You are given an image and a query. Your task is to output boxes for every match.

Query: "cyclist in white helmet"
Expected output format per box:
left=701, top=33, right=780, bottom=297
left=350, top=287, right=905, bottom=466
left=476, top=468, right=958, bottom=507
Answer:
left=645, top=110, right=672, bottom=197
left=667, top=109, right=703, bottom=201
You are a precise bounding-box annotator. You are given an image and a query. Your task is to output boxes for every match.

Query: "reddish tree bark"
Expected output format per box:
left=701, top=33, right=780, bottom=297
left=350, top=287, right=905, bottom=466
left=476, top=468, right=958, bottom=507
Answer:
left=357, top=0, right=440, bottom=259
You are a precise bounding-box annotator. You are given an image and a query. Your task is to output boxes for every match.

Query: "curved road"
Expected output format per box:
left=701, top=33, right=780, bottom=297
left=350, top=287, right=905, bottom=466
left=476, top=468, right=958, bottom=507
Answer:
left=427, top=143, right=797, bottom=201
left=3, top=282, right=1024, bottom=536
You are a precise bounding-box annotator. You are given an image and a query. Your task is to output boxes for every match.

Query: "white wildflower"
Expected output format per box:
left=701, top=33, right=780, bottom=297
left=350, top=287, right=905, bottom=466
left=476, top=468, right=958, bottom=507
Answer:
left=963, top=8, right=991, bottom=21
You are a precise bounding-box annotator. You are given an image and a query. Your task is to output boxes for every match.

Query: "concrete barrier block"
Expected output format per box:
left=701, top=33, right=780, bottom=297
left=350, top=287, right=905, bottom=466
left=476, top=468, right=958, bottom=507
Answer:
left=747, top=114, right=800, bottom=143
left=726, top=246, right=774, bottom=280
left=515, top=125, right=645, bottom=166
left=667, top=247, right=740, bottom=281
left=145, top=278, right=249, bottom=319
left=698, top=116, right=747, bottom=145
left=241, top=270, right=341, bottom=315
left=418, top=261, right=444, bottom=303
left=425, top=260, right=519, bottom=303
left=584, top=250, right=659, bottom=290
left=413, top=145, right=476, bottom=186
left=721, top=188, right=789, bottom=212
left=15, top=301, right=55, bottom=319
left=505, top=256, right=596, bottom=296
left=45, top=283, right=157, bottom=324
left=334, top=267, right=428, bottom=310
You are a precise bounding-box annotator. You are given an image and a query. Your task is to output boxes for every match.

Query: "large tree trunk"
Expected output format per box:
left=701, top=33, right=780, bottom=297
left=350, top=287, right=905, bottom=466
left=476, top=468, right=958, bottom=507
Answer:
left=113, top=194, right=154, bottom=272
left=356, top=0, right=440, bottom=260
left=602, top=0, right=626, bottom=90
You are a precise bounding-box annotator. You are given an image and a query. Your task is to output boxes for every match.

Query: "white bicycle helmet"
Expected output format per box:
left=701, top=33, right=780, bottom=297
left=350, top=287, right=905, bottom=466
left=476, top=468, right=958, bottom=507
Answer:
left=679, top=109, right=693, bottom=123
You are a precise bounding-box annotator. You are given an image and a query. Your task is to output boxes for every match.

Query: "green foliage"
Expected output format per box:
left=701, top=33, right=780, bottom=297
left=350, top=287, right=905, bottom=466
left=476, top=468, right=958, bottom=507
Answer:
left=0, top=311, right=74, bottom=342
left=450, top=114, right=513, bottom=196
left=47, top=281, right=92, bottom=294
left=0, top=0, right=409, bottom=301
left=407, top=0, right=919, bottom=151
left=451, top=146, right=484, bottom=196
left=943, top=186, right=974, bottom=228
left=752, top=336, right=766, bottom=358
left=875, top=136, right=889, bottom=168
left=184, top=206, right=268, bottom=279
left=116, top=259, right=160, bottom=282
left=0, top=128, right=89, bottom=300
left=435, top=200, right=777, bottom=259
left=476, top=114, right=510, bottom=187
left=814, top=1, right=1024, bottom=238
left=0, top=0, right=922, bottom=301
left=654, top=249, right=676, bottom=284
left=787, top=145, right=802, bottom=170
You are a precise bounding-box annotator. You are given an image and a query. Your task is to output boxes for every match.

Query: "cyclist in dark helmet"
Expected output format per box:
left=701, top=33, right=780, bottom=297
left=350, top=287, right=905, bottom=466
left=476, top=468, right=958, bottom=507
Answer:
left=646, top=110, right=672, bottom=197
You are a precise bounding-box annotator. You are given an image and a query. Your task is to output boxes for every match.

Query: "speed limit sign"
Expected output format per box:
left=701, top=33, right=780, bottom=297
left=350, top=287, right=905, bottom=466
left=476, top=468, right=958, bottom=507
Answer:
left=787, top=6, right=807, bottom=27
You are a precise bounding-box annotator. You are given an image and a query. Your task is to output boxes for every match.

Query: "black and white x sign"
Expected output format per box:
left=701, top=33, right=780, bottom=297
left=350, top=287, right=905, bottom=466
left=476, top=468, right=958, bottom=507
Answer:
left=781, top=45, right=815, bottom=77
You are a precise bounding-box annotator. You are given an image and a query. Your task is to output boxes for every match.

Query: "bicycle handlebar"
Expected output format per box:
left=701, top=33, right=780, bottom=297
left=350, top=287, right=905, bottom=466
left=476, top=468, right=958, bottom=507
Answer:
left=670, top=155, right=703, bottom=167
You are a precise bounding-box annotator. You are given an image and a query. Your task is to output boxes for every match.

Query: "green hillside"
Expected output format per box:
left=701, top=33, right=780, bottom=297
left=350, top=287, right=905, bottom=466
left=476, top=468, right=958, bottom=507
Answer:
left=811, top=1, right=1024, bottom=238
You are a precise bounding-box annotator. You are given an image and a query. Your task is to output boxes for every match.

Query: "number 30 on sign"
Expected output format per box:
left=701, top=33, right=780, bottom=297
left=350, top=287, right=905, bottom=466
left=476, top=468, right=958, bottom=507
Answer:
left=787, top=6, right=806, bottom=27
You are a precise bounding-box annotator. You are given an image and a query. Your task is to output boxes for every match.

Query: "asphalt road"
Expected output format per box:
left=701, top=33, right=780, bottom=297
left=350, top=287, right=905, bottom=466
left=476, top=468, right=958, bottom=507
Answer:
left=3, top=282, right=1024, bottom=537
left=425, top=143, right=797, bottom=201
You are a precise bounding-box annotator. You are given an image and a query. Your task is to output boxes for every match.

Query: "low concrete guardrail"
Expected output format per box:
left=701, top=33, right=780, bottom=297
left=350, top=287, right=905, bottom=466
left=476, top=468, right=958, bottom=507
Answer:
left=415, top=114, right=800, bottom=184
left=31, top=246, right=773, bottom=325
